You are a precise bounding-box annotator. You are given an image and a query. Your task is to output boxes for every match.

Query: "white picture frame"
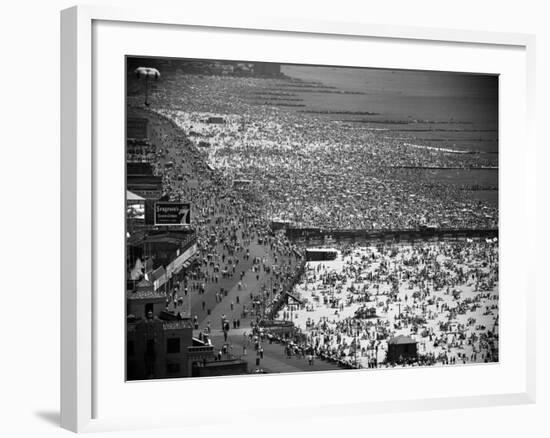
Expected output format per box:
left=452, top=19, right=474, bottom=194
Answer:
left=60, top=4, right=537, bottom=433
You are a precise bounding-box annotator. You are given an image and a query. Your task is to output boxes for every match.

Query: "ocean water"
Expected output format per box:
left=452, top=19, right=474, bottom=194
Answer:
left=282, top=65, right=498, bottom=152
left=282, top=65, right=498, bottom=124
left=280, top=64, right=498, bottom=193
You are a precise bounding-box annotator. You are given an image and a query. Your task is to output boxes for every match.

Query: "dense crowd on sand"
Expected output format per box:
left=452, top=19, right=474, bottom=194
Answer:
left=276, top=239, right=499, bottom=368
left=130, top=70, right=498, bottom=231
left=146, top=71, right=497, bottom=173
left=155, top=108, right=497, bottom=231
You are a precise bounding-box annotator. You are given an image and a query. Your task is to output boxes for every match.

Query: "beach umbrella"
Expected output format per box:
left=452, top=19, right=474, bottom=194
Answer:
left=134, top=67, right=160, bottom=106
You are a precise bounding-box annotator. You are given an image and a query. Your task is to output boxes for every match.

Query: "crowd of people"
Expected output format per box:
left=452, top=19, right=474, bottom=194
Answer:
left=126, top=65, right=499, bottom=371
left=140, top=69, right=498, bottom=231
left=277, top=240, right=499, bottom=368
left=138, top=111, right=306, bottom=329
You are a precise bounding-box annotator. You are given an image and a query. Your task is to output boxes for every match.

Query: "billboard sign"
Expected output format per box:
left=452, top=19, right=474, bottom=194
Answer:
left=154, top=202, right=191, bottom=226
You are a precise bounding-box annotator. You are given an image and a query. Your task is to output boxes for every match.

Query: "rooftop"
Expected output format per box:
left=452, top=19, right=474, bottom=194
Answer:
left=126, top=289, right=166, bottom=300
left=127, top=229, right=196, bottom=248
left=201, top=359, right=245, bottom=367
left=162, top=320, right=193, bottom=330
left=150, top=266, right=166, bottom=282
left=126, top=317, right=192, bottom=330
left=388, top=335, right=417, bottom=345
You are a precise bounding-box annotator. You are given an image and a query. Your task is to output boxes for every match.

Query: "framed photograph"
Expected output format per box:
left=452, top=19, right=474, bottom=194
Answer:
left=61, top=5, right=536, bottom=433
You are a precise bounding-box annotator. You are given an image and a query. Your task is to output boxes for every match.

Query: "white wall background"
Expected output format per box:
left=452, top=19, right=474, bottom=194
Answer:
left=0, top=0, right=546, bottom=436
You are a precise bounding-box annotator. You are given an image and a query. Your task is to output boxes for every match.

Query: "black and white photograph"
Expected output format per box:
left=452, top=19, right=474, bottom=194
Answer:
left=3, top=0, right=548, bottom=435
left=125, top=57, right=499, bottom=380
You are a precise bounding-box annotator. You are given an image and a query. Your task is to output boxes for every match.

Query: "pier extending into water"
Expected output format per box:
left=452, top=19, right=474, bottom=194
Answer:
left=271, top=223, right=498, bottom=245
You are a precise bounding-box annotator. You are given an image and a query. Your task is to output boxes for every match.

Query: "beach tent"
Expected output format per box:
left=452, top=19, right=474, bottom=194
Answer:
left=386, top=335, right=417, bottom=363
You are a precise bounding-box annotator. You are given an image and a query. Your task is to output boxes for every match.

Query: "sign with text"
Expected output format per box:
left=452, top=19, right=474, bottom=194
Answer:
left=154, top=202, right=191, bottom=226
